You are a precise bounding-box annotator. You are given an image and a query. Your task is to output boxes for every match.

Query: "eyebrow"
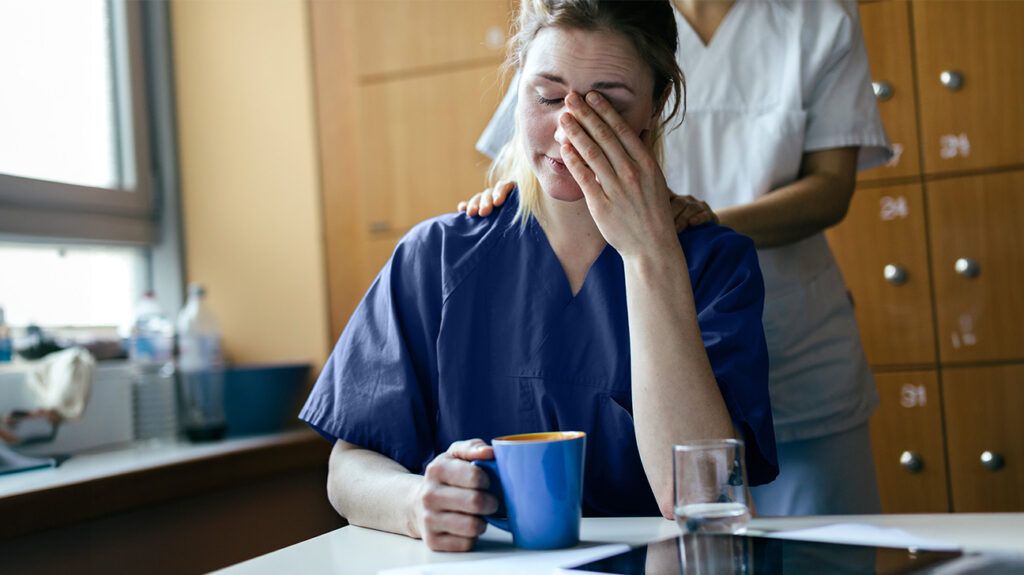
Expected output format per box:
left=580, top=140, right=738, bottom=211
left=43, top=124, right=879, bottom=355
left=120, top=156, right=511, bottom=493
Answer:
left=536, top=72, right=635, bottom=95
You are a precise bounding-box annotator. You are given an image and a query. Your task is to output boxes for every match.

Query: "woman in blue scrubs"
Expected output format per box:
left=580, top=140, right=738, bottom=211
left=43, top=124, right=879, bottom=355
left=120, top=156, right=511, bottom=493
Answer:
left=300, top=0, right=776, bottom=552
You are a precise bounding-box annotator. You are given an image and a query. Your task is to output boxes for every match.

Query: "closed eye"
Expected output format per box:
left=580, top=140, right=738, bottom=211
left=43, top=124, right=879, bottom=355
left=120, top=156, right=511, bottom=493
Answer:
left=536, top=95, right=564, bottom=106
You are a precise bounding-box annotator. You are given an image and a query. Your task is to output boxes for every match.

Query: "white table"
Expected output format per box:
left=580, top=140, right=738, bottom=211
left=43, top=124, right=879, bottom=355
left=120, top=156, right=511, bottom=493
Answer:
left=217, top=513, right=1024, bottom=575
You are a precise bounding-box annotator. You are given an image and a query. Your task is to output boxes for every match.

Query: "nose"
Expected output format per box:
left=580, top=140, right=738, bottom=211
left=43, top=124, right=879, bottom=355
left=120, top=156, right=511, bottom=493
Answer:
left=554, top=113, right=568, bottom=146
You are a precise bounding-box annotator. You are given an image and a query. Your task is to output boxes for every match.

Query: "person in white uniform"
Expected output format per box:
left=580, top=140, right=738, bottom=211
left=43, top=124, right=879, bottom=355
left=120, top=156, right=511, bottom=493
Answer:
left=465, top=0, right=891, bottom=516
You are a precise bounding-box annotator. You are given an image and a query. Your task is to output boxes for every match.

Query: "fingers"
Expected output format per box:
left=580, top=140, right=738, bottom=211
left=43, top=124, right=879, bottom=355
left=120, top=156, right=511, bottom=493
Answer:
left=423, top=530, right=479, bottom=553
left=670, top=195, right=717, bottom=232
left=422, top=508, right=488, bottom=540
left=560, top=111, right=619, bottom=194
left=460, top=181, right=515, bottom=218
left=425, top=458, right=490, bottom=490
left=422, top=483, right=498, bottom=516
left=493, top=180, right=514, bottom=206
left=424, top=440, right=493, bottom=490
left=418, top=439, right=500, bottom=553
left=581, top=91, right=650, bottom=166
left=478, top=187, right=494, bottom=216
left=561, top=142, right=608, bottom=211
left=564, top=93, right=635, bottom=182
left=417, top=486, right=488, bottom=551
left=467, top=193, right=482, bottom=217
left=446, top=438, right=494, bottom=462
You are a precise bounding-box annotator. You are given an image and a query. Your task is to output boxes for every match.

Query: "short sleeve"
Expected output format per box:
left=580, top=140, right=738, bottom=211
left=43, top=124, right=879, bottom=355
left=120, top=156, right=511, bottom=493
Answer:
left=475, top=72, right=519, bottom=160
left=298, top=228, right=442, bottom=474
left=687, top=228, right=779, bottom=486
left=802, top=1, right=892, bottom=171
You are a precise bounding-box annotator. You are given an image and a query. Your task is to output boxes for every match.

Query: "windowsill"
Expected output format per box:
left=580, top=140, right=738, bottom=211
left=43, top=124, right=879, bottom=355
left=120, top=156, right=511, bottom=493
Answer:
left=0, top=429, right=330, bottom=539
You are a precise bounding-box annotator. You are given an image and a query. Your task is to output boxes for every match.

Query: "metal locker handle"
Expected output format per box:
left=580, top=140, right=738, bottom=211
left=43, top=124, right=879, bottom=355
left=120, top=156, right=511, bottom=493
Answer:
left=900, top=450, right=924, bottom=473
left=940, top=70, right=964, bottom=91
left=980, top=451, right=1005, bottom=471
left=884, top=264, right=908, bottom=286
left=872, top=80, right=894, bottom=101
left=954, top=258, right=980, bottom=278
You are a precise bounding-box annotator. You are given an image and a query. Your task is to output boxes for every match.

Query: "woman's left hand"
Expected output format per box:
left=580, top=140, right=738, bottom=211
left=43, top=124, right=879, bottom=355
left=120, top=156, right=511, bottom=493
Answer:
left=559, top=91, right=678, bottom=259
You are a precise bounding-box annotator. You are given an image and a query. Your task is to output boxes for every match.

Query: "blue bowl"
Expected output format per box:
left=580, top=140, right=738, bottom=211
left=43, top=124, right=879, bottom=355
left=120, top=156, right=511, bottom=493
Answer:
left=224, top=363, right=311, bottom=437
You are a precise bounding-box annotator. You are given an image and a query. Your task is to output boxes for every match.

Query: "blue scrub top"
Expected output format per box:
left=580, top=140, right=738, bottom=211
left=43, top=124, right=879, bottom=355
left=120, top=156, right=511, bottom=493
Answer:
left=300, top=191, right=777, bottom=517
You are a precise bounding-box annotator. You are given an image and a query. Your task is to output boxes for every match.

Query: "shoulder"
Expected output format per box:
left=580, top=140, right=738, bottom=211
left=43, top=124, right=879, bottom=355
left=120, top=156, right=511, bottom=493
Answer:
left=400, top=196, right=515, bottom=257
left=678, top=223, right=757, bottom=267
left=394, top=196, right=517, bottom=297
left=779, top=0, right=856, bottom=26
left=678, top=224, right=765, bottom=306
left=793, top=0, right=859, bottom=55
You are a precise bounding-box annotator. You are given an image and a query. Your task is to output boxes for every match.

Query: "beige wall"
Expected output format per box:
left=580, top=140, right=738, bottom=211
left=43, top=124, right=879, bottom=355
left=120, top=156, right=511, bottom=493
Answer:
left=171, top=0, right=329, bottom=365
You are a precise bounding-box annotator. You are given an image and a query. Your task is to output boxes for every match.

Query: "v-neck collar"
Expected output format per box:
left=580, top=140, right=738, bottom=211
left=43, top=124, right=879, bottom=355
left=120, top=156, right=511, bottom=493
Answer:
left=674, top=0, right=743, bottom=53
left=527, top=214, right=612, bottom=302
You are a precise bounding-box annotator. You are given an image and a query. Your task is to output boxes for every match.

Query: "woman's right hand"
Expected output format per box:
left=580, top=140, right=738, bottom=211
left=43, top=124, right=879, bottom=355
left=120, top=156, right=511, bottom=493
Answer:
left=413, top=439, right=499, bottom=552
left=457, top=180, right=515, bottom=217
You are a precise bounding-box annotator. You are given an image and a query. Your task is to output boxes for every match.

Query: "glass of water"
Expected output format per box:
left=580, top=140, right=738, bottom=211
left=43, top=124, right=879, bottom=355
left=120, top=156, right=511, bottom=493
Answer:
left=673, top=439, right=750, bottom=534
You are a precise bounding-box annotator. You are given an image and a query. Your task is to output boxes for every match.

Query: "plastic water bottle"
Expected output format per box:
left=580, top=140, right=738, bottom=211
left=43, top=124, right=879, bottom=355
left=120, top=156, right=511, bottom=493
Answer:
left=129, top=291, right=178, bottom=442
left=176, top=283, right=226, bottom=441
left=0, top=306, right=12, bottom=362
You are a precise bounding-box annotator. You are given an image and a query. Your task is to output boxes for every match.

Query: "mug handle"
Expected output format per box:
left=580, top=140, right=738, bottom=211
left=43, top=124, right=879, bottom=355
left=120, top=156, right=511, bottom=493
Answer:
left=471, top=459, right=510, bottom=532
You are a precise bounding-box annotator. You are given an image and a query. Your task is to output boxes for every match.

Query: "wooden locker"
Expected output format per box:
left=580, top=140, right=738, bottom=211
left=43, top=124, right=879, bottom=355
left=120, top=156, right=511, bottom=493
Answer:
left=869, top=371, right=949, bottom=512
left=942, top=365, right=1024, bottom=511
left=913, top=1, right=1024, bottom=174
left=926, top=171, right=1024, bottom=364
left=858, top=0, right=921, bottom=181
left=827, top=184, right=936, bottom=366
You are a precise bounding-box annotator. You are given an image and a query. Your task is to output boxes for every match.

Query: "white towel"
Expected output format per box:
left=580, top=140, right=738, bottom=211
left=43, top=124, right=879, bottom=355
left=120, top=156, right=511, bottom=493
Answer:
left=25, top=347, right=96, bottom=420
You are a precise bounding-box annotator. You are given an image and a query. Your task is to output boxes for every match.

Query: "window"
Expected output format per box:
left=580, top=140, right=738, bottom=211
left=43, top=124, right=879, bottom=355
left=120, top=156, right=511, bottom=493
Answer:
left=0, top=1, right=183, bottom=330
left=0, top=242, right=143, bottom=329
left=0, top=0, right=155, bottom=244
left=0, top=1, right=119, bottom=189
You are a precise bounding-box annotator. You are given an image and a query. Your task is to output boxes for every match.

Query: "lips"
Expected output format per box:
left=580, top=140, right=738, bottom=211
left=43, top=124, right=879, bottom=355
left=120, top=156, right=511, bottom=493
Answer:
left=546, top=155, right=568, bottom=174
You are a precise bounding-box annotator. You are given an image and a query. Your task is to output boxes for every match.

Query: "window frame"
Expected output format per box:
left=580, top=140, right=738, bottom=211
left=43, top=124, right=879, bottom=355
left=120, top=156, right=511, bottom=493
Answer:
left=0, top=0, right=186, bottom=328
left=0, top=0, right=155, bottom=245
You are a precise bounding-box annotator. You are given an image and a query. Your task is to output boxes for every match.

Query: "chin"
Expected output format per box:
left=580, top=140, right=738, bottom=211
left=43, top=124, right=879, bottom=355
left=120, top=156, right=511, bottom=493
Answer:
left=546, top=186, right=585, bottom=203
left=538, top=173, right=586, bottom=203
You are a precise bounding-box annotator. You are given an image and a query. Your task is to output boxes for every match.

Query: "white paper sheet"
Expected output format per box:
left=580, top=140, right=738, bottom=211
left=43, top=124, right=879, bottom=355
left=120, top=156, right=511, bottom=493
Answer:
left=763, top=523, right=960, bottom=551
left=377, top=543, right=630, bottom=575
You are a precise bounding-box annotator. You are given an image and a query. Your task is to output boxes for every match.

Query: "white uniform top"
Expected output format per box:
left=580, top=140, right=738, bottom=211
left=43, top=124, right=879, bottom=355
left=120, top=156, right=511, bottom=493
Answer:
left=477, top=0, right=890, bottom=443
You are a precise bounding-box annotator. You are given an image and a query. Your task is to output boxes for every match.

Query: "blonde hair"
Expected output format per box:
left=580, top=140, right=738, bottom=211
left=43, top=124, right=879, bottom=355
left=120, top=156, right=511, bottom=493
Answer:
left=488, top=0, right=686, bottom=225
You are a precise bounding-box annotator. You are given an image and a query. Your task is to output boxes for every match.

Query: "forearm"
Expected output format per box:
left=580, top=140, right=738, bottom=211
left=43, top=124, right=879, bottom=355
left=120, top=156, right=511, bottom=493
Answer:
left=623, top=243, right=734, bottom=518
left=716, top=172, right=850, bottom=248
left=716, top=147, right=859, bottom=249
left=327, top=440, right=424, bottom=538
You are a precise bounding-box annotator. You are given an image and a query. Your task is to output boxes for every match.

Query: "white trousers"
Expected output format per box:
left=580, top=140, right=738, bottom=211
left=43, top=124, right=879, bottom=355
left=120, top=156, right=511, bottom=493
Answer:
left=751, top=421, right=881, bottom=516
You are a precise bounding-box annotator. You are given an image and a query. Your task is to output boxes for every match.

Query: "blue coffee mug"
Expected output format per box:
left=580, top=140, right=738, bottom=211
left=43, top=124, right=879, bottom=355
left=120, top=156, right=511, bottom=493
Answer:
left=473, top=431, right=586, bottom=550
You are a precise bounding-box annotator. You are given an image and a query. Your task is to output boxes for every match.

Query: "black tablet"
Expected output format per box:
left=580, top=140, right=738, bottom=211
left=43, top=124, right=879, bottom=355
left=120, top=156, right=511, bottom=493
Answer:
left=561, top=533, right=964, bottom=574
